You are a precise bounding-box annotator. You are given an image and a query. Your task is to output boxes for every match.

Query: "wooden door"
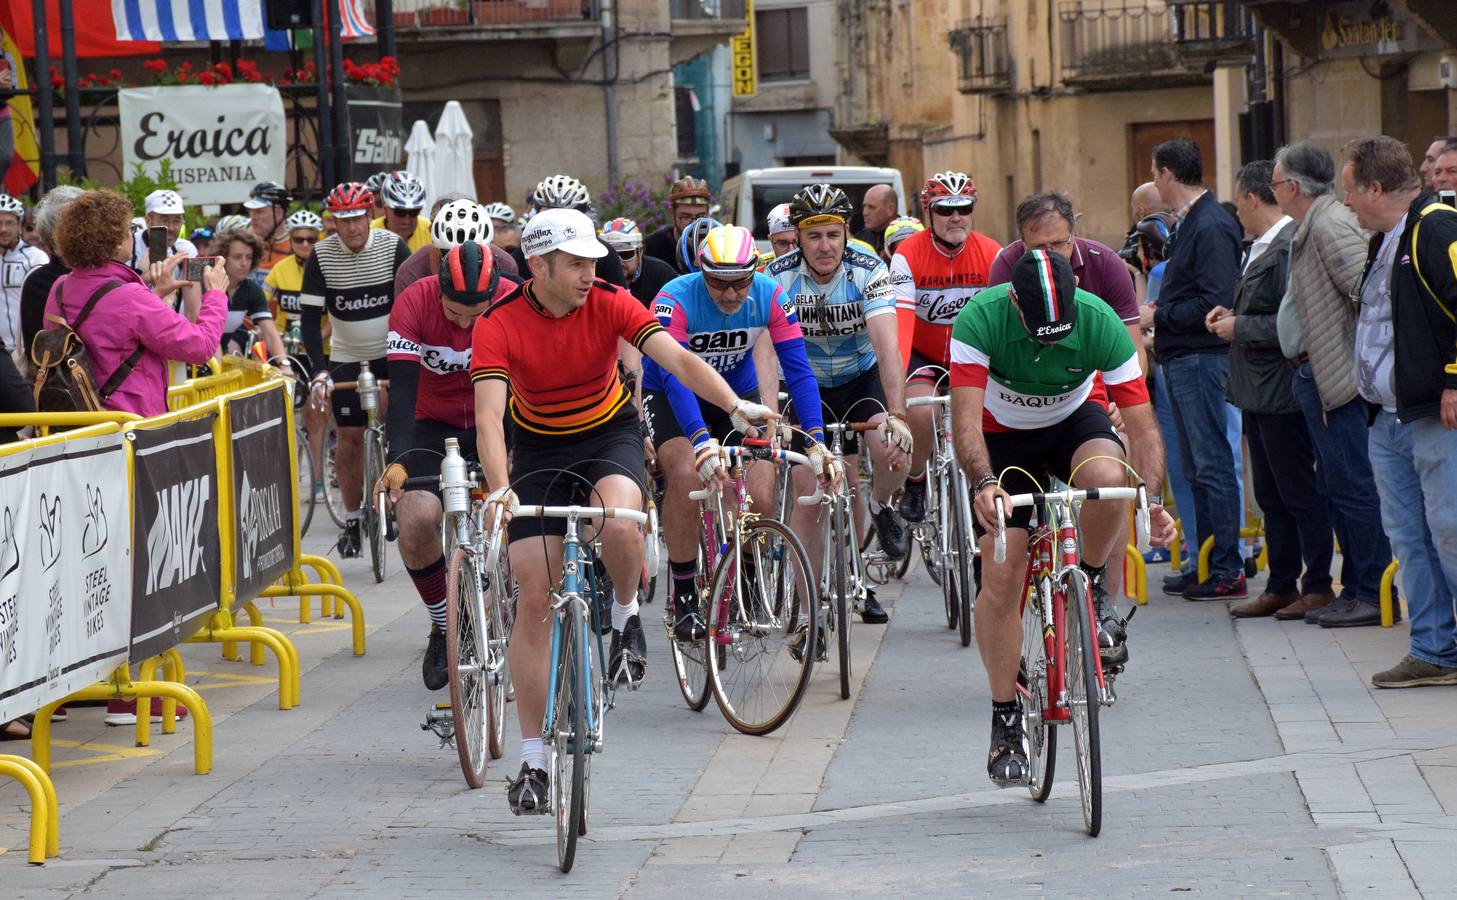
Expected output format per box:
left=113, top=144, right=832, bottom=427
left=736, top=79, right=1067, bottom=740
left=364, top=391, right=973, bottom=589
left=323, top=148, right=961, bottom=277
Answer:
left=1129, top=119, right=1216, bottom=191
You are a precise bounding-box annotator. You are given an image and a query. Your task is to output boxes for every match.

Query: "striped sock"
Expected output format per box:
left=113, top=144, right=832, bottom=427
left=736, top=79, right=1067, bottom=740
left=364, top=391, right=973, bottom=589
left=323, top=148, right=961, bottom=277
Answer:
left=407, top=557, right=448, bottom=629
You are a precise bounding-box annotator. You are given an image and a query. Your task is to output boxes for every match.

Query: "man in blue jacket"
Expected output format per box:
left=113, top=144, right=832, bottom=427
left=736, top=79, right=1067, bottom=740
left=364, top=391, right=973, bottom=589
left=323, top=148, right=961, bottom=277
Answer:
left=1137, top=138, right=1246, bottom=600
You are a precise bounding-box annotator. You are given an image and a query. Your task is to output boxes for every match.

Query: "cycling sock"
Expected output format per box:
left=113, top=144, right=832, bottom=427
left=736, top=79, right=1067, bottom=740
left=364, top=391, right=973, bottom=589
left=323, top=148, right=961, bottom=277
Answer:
left=406, top=557, right=449, bottom=628
left=346, top=509, right=362, bottom=522
left=907, top=469, right=925, bottom=483
left=992, top=699, right=1019, bottom=718
left=1079, top=560, right=1106, bottom=584
left=520, top=737, right=546, bottom=772
left=670, top=559, right=697, bottom=602
left=611, top=594, right=639, bottom=633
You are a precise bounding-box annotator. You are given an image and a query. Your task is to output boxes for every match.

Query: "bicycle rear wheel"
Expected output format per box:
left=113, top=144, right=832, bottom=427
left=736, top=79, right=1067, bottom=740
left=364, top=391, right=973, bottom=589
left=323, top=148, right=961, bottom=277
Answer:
left=938, top=468, right=960, bottom=631
left=364, top=430, right=387, bottom=582
left=1018, top=583, right=1055, bottom=803
left=553, top=606, right=586, bottom=872
left=950, top=467, right=975, bottom=648
left=294, top=426, right=316, bottom=537
left=706, top=518, right=817, bottom=735
left=445, top=549, right=489, bottom=789
left=1064, top=572, right=1102, bottom=837
left=831, top=497, right=851, bottom=700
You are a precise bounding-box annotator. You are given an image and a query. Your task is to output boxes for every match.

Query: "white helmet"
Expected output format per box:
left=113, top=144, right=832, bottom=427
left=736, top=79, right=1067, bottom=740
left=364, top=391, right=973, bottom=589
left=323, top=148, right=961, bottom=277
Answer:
left=285, top=209, right=324, bottom=233
left=532, top=174, right=590, bottom=210
left=482, top=202, right=516, bottom=224
left=382, top=171, right=427, bottom=210
left=0, top=194, right=23, bottom=218
left=215, top=214, right=249, bottom=233
left=431, top=199, right=494, bottom=250
left=766, top=202, right=794, bottom=236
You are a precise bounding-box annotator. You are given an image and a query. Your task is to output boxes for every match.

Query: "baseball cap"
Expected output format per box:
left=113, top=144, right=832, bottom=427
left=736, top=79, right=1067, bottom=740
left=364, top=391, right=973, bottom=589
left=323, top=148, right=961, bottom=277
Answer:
left=1009, top=248, right=1077, bottom=343
left=144, top=189, right=185, bottom=215
left=520, top=207, right=607, bottom=260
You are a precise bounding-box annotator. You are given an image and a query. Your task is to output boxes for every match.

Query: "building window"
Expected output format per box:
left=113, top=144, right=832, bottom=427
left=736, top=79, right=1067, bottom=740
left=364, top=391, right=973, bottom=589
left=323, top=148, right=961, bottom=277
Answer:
left=756, top=7, right=809, bottom=81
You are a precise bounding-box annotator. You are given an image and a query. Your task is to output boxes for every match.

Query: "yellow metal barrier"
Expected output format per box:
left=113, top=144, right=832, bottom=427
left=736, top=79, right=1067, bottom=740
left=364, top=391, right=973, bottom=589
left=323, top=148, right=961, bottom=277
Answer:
left=1196, top=526, right=1268, bottom=584
left=31, top=667, right=212, bottom=775
left=166, top=368, right=243, bottom=410
left=1123, top=544, right=1148, bottom=605
left=0, top=754, right=58, bottom=863
left=1380, top=560, right=1401, bottom=628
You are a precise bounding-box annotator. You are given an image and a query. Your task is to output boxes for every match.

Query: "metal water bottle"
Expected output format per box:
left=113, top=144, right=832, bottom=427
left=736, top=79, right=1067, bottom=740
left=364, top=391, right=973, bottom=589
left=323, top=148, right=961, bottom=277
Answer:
left=358, top=367, right=378, bottom=412
left=441, top=438, right=470, bottom=515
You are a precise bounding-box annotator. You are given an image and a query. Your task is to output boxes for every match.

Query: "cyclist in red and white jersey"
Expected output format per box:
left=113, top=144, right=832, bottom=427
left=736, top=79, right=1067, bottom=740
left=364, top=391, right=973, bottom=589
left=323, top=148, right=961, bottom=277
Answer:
left=890, top=172, right=1002, bottom=522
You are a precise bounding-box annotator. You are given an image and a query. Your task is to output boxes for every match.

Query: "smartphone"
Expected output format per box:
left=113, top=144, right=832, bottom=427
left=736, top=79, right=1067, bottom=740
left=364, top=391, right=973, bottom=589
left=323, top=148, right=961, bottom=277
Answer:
left=184, top=256, right=221, bottom=281
left=1440, top=190, right=1457, bottom=208
left=148, top=226, right=168, bottom=266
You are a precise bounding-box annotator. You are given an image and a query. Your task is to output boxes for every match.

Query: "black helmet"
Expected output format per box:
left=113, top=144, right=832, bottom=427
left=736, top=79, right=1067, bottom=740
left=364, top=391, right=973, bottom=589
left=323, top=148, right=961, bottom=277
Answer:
left=1133, top=212, right=1176, bottom=260
left=246, top=181, right=291, bottom=210
left=788, top=183, right=853, bottom=229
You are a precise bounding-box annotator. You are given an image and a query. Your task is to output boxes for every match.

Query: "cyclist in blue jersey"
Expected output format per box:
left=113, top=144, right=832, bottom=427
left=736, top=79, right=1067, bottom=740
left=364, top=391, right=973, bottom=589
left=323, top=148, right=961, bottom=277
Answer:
left=764, top=184, right=913, bottom=623
left=643, top=225, right=835, bottom=641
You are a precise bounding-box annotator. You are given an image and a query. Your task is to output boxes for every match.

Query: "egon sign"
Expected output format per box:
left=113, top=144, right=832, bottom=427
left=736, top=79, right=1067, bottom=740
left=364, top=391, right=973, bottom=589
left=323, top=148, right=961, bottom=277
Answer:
left=120, top=84, right=287, bottom=206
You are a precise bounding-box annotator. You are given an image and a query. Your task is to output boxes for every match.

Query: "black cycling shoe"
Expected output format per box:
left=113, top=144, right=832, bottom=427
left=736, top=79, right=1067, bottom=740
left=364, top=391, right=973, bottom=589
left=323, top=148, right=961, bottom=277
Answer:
left=610, top=614, right=648, bottom=686
left=337, top=519, right=362, bottom=558
left=987, top=708, right=1029, bottom=787
left=898, top=477, right=927, bottom=523
left=672, top=599, right=706, bottom=643
left=1090, top=577, right=1126, bottom=648
left=506, top=763, right=550, bottom=815
left=422, top=625, right=448, bottom=691
left=860, top=588, right=889, bottom=625
left=870, top=505, right=909, bottom=561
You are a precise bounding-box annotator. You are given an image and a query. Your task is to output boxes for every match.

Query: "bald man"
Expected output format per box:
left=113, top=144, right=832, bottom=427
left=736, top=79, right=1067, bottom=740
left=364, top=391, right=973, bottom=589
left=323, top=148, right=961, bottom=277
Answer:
left=856, top=183, right=898, bottom=253
left=1131, top=181, right=1165, bottom=221
left=1124, top=182, right=1170, bottom=303
left=1420, top=137, right=1457, bottom=188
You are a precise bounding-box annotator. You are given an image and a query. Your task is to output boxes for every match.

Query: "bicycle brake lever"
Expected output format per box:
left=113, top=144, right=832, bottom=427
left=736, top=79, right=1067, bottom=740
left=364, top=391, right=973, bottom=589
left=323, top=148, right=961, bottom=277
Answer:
left=993, top=496, right=1007, bottom=564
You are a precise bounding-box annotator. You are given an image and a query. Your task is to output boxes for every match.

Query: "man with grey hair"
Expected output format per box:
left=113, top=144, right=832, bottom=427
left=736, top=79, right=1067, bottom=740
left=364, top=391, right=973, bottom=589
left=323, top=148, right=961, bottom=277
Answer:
left=1419, top=136, right=1457, bottom=189
left=1271, top=140, right=1394, bottom=627
left=19, top=185, right=81, bottom=359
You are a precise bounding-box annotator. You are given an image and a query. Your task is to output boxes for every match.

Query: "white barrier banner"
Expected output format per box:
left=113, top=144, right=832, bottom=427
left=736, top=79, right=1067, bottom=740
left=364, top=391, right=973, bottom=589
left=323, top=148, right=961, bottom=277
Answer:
left=119, top=84, right=286, bottom=206
left=0, top=431, right=131, bottom=723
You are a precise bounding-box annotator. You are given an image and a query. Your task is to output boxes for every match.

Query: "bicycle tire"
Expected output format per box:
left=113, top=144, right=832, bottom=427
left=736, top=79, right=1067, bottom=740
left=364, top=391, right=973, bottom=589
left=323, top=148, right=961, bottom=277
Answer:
left=706, top=518, right=818, bottom=735
left=295, top=426, right=315, bottom=537
left=364, top=430, right=387, bottom=583
left=445, top=549, right=489, bottom=789
left=553, top=604, right=586, bottom=872
left=323, top=426, right=347, bottom=528
left=1064, top=572, right=1102, bottom=837
left=1019, top=581, right=1055, bottom=803
left=485, top=557, right=509, bottom=761
left=951, top=466, right=974, bottom=648
left=938, top=467, right=958, bottom=630
left=832, top=495, right=851, bottom=700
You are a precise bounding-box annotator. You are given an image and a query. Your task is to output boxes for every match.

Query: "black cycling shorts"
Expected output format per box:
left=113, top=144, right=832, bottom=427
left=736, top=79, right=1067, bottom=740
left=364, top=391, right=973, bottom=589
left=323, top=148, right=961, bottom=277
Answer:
left=329, top=358, right=388, bottom=427
left=507, top=420, right=648, bottom=543
left=398, top=419, right=476, bottom=497
left=905, top=348, right=949, bottom=386
left=642, top=388, right=758, bottom=446
left=975, top=400, right=1125, bottom=535
left=792, top=366, right=886, bottom=456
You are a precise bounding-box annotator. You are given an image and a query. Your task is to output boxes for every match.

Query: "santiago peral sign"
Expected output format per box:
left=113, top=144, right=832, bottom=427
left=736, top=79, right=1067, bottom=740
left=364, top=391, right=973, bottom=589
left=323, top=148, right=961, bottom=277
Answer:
left=119, top=84, right=286, bottom=206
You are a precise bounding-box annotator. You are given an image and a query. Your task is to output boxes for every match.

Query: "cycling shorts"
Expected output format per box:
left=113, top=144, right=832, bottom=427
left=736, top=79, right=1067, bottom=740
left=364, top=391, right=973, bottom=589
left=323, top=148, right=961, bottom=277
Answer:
left=642, top=389, right=760, bottom=447
left=905, top=347, right=949, bottom=388
left=974, top=400, right=1124, bottom=535
left=328, top=358, right=389, bottom=427
left=507, top=422, right=648, bottom=543
left=792, top=365, right=886, bottom=456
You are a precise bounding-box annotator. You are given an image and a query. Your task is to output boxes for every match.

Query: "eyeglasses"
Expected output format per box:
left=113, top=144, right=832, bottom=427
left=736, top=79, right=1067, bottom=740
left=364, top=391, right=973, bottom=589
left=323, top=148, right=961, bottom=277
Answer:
left=291, top=235, right=318, bottom=245
left=391, top=208, right=422, bottom=217
left=1025, top=235, right=1075, bottom=252
left=1270, top=178, right=1296, bottom=191
left=703, top=273, right=754, bottom=292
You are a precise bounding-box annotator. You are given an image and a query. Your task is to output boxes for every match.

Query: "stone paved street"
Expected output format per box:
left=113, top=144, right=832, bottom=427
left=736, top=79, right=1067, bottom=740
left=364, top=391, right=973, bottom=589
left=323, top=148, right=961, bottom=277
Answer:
left=4, top=533, right=1457, bottom=898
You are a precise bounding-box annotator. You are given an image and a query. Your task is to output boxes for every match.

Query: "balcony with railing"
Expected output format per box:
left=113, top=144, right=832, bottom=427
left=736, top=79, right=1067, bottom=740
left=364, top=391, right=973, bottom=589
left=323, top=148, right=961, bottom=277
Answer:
left=950, top=17, right=1013, bottom=94
left=670, top=0, right=748, bottom=65
left=387, top=0, right=596, bottom=31
left=1058, top=0, right=1254, bottom=89
left=671, top=0, right=747, bottom=21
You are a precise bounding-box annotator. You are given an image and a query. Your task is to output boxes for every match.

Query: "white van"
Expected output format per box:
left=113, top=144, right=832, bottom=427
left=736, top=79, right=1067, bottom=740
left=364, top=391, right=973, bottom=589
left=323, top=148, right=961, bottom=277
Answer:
left=718, top=165, right=907, bottom=252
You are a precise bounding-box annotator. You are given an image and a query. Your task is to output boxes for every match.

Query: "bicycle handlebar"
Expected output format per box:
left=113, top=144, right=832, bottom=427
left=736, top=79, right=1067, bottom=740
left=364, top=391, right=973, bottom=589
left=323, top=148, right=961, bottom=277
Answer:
left=328, top=379, right=392, bottom=391
left=906, top=394, right=950, bottom=409
left=687, top=445, right=824, bottom=506
left=483, top=504, right=657, bottom=574
left=992, top=485, right=1151, bottom=564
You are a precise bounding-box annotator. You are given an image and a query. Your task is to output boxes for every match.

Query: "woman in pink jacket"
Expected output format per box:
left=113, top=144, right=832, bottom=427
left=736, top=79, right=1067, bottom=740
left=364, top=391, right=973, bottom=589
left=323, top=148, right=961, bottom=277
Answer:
left=43, top=190, right=226, bottom=417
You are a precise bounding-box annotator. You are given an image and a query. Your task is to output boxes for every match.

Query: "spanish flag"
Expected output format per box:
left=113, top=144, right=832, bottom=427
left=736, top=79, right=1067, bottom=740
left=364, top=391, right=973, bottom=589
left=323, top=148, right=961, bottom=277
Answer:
left=1, top=27, right=36, bottom=194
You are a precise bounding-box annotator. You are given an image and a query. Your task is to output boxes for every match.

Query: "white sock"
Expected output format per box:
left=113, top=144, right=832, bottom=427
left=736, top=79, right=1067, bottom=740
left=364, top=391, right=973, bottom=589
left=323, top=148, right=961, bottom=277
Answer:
left=425, top=599, right=447, bottom=629
left=611, top=593, right=639, bottom=633
left=520, top=737, right=546, bottom=771
left=346, top=509, right=362, bottom=522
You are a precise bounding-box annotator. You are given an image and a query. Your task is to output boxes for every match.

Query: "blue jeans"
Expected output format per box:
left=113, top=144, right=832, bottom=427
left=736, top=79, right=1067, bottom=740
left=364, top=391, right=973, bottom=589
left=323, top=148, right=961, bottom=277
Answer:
left=1154, top=367, right=1197, bottom=572
left=1163, top=353, right=1241, bottom=580
left=1290, top=364, right=1391, bottom=601
left=1368, top=412, right=1457, bottom=668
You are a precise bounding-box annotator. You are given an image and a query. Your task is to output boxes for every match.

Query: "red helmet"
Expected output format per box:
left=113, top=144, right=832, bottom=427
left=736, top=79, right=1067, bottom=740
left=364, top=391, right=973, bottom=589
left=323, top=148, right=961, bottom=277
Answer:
left=920, top=171, right=977, bottom=210
left=440, top=241, right=500, bottom=306
left=326, top=182, right=374, bottom=218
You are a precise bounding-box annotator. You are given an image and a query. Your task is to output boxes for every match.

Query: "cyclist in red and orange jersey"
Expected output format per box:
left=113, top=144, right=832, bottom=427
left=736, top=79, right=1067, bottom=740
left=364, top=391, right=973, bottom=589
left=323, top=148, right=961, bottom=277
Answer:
left=889, top=172, right=1002, bottom=522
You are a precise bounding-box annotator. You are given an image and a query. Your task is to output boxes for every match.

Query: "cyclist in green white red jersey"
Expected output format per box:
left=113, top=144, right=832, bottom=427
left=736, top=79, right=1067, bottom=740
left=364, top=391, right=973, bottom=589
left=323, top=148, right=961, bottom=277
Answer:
left=949, top=249, right=1174, bottom=788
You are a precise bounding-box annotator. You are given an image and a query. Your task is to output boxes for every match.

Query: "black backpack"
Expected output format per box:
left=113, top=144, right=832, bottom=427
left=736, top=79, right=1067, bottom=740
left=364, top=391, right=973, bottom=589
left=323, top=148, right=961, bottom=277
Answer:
left=30, top=279, right=144, bottom=413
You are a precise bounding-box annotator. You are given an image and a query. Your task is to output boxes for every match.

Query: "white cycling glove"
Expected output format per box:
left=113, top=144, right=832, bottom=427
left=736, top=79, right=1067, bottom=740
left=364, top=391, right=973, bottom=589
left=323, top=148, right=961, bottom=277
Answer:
left=879, top=414, right=913, bottom=455
left=806, top=442, right=834, bottom=478
left=694, top=440, right=725, bottom=483
left=484, top=486, right=519, bottom=519
left=729, top=399, right=776, bottom=436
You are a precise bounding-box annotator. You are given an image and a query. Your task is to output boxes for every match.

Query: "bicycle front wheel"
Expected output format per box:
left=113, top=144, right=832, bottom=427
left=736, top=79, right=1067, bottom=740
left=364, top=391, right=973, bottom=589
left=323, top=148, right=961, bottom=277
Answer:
left=830, top=498, right=851, bottom=700
left=445, top=549, right=489, bottom=789
left=706, top=518, right=818, bottom=735
left=553, top=607, right=587, bottom=872
left=1064, top=572, right=1102, bottom=837
left=364, top=430, right=387, bottom=583
left=484, top=557, right=509, bottom=761
left=1019, top=584, right=1055, bottom=803
left=295, top=426, right=316, bottom=537
left=323, top=424, right=347, bottom=528
left=950, top=467, right=975, bottom=648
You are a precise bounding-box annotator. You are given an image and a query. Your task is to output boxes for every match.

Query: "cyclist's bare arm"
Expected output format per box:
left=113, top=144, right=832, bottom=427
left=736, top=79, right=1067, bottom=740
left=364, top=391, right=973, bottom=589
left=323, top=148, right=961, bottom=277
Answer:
left=866, top=315, right=908, bottom=416
left=256, top=318, right=289, bottom=370
left=474, top=378, right=510, bottom=495
left=618, top=337, right=643, bottom=409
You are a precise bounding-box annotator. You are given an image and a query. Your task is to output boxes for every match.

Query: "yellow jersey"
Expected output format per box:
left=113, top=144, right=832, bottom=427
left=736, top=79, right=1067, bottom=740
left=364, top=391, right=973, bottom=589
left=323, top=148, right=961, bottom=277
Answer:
left=371, top=215, right=433, bottom=252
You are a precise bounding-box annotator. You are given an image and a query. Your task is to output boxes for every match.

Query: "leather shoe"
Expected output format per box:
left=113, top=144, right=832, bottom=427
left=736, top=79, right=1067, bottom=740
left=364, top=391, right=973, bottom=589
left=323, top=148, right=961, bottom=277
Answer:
left=1231, top=590, right=1299, bottom=618
left=1304, top=592, right=1355, bottom=624
left=1272, top=591, right=1335, bottom=621
left=1318, top=597, right=1383, bottom=628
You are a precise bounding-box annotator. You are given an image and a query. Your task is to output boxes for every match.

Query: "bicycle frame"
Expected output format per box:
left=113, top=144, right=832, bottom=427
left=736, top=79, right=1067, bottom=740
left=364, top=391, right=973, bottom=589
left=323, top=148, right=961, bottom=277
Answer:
left=542, top=512, right=604, bottom=753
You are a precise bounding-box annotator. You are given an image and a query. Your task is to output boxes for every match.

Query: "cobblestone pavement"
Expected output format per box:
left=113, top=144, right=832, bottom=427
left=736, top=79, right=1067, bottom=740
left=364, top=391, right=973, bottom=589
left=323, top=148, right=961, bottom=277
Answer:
left=4, top=534, right=1456, bottom=898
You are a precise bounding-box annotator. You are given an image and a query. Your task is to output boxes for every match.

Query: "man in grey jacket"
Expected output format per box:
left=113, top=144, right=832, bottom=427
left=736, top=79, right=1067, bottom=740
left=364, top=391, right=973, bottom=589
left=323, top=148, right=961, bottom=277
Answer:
left=1272, top=142, right=1395, bottom=628
left=1209, top=160, right=1333, bottom=619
